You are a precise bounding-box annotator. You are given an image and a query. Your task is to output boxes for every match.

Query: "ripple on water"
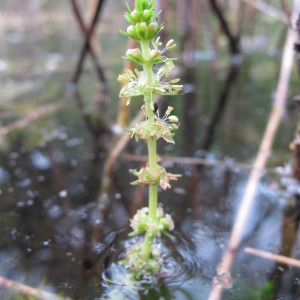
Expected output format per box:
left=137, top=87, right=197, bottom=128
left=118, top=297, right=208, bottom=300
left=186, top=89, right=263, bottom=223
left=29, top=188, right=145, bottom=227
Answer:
left=100, top=229, right=201, bottom=299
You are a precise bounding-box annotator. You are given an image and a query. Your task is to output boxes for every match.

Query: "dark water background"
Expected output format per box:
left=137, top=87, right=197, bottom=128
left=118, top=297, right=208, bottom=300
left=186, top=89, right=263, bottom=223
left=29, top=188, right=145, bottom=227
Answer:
left=0, top=1, right=300, bottom=299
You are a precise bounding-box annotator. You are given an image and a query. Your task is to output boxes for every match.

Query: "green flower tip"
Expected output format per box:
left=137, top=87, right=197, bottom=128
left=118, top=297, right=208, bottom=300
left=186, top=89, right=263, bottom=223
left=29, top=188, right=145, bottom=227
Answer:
left=122, top=0, right=163, bottom=41
left=125, top=0, right=155, bottom=25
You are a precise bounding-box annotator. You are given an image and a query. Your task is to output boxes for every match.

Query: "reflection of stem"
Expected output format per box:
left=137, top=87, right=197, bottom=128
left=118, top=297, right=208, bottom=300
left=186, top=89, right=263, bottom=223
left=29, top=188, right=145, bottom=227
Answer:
left=202, top=65, right=239, bottom=151
left=141, top=232, right=154, bottom=260
left=208, top=3, right=299, bottom=299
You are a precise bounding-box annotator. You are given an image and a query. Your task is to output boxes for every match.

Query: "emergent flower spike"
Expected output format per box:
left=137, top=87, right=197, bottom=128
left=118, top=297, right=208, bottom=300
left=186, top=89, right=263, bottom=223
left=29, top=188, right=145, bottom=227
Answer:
left=117, top=0, right=182, bottom=279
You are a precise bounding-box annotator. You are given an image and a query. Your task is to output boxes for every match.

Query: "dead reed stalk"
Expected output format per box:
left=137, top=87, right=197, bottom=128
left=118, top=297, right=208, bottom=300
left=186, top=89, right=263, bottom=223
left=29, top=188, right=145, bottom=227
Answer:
left=208, top=1, right=300, bottom=299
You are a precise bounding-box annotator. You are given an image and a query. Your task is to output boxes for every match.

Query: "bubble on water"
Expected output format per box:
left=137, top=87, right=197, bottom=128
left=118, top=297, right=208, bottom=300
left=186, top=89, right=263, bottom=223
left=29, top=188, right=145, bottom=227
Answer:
left=17, top=178, right=31, bottom=188
left=26, top=199, right=34, bottom=206
left=58, top=190, right=68, bottom=198
left=10, top=228, right=18, bottom=239
left=47, top=205, right=62, bottom=219
left=26, top=190, right=34, bottom=197
left=114, top=193, right=121, bottom=199
left=31, top=151, right=51, bottom=170
left=110, top=124, right=123, bottom=135
left=173, top=187, right=186, bottom=195
left=0, top=59, right=8, bottom=71
left=70, top=159, right=78, bottom=167
left=37, top=175, right=45, bottom=182
left=7, top=187, right=14, bottom=193
left=16, top=201, right=25, bottom=208
left=42, top=240, right=51, bottom=247
left=94, top=219, right=101, bottom=225
left=65, top=138, right=82, bottom=147
left=70, top=227, right=85, bottom=247
left=0, top=167, right=9, bottom=183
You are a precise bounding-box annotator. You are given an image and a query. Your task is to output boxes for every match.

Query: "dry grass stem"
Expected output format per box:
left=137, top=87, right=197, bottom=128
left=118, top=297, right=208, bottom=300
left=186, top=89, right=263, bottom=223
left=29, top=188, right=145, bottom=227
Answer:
left=0, top=102, right=62, bottom=137
left=0, top=276, right=65, bottom=300
left=208, top=2, right=300, bottom=299
left=241, top=0, right=288, bottom=24
left=244, top=247, right=300, bottom=268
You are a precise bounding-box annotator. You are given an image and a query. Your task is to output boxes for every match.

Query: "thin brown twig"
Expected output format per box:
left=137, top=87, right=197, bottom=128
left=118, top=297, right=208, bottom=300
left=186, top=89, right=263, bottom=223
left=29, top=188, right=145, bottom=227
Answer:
left=0, top=102, right=63, bottom=137
left=244, top=247, right=300, bottom=268
left=70, top=0, right=107, bottom=87
left=123, top=153, right=254, bottom=171
left=0, top=276, right=67, bottom=300
left=101, top=109, right=145, bottom=186
left=70, top=0, right=106, bottom=85
left=209, top=0, right=240, bottom=55
left=208, top=2, right=299, bottom=299
left=241, top=0, right=289, bottom=24
left=122, top=153, right=291, bottom=176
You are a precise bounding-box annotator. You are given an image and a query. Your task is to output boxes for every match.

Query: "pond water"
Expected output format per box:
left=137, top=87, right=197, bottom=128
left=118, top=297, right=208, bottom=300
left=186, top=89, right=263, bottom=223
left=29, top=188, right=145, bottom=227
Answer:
left=1, top=1, right=300, bottom=299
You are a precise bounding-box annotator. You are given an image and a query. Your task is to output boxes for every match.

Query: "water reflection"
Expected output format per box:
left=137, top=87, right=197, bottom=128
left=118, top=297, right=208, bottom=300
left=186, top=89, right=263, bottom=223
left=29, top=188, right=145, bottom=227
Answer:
left=0, top=1, right=300, bottom=299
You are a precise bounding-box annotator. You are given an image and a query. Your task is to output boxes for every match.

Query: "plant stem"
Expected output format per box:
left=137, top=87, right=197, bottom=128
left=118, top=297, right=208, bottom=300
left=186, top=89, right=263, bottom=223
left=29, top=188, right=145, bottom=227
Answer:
left=147, top=136, right=158, bottom=221
left=140, top=40, right=159, bottom=260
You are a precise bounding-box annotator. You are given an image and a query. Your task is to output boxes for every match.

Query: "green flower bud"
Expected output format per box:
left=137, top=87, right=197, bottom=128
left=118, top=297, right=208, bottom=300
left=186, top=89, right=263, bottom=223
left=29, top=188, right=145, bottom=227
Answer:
left=142, top=9, right=153, bottom=23
left=126, top=25, right=139, bottom=40
left=145, top=22, right=159, bottom=40
left=148, top=49, right=162, bottom=64
left=150, top=49, right=161, bottom=58
left=130, top=10, right=141, bottom=23
left=126, top=48, right=144, bottom=64
left=136, top=22, right=147, bottom=40
left=168, top=115, right=179, bottom=123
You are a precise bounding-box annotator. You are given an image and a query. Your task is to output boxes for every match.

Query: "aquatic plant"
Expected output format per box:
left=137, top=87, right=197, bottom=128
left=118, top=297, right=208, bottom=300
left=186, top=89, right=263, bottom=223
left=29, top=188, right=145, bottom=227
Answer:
left=117, top=0, right=182, bottom=278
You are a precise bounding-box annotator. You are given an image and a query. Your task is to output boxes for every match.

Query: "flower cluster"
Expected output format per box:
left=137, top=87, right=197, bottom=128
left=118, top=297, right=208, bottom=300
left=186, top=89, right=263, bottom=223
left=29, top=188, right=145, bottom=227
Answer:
left=118, top=0, right=182, bottom=104
left=129, top=207, right=174, bottom=237
left=118, top=61, right=182, bottom=105
left=116, top=0, right=182, bottom=279
left=130, top=163, right=181, bottom=190
left=121, top=0, right=163, bottom=41
left=128, top=105, right=179, bottom=143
